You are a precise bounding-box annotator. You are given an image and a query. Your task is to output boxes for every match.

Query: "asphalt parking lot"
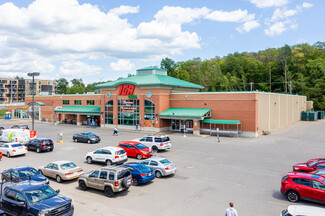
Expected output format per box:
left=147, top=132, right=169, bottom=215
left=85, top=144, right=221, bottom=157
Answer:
left=0, top=119, right=325, bottom=215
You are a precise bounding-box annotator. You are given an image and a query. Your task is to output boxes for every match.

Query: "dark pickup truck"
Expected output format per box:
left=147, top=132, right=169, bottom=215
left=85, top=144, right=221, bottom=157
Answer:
left=0, top=181, right=74, bottom=216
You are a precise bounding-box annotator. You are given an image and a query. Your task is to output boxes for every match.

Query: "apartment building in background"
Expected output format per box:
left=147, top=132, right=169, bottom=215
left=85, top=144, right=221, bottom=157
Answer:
left=0, top=78, right=57, bottom=104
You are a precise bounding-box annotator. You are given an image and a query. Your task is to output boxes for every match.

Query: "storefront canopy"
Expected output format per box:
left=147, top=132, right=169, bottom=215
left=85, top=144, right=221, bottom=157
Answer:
left=54, top=106, right=101, bottom=114
left=27, top=102, right=45, bottom=106
left=201, top=119, right=241, bottom=125
left=159, top=108, right=211, bottom=120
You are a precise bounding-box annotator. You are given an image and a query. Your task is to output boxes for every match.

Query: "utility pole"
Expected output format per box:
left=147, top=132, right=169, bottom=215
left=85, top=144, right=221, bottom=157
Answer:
left=27, top=72, right=40, bottom=132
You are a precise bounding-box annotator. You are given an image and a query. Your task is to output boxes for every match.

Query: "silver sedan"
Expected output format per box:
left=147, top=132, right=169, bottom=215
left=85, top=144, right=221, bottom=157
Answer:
left=39, top=160, right=84, bottom=183
left=140, top=157, right=176, bottom=178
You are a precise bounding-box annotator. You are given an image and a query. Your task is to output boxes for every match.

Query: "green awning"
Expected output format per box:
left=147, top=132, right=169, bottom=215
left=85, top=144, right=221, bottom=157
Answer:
left=159, top=108, right=211, bottom=119
left=28, top=102, right=46, bottom=106
left=54, top=106, right=101, bottom=114
left=201, top=119, right=240, bottom=125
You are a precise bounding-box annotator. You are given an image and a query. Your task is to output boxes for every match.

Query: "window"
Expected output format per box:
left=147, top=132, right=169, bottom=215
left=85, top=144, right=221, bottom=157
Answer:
left=105, top=100, right=113, bottom=124
left=316, top=163, right=325, bottom=169
left=149, top=161, right=158, bottom=166
left=109, top=172, right=115, bottom=180
left=155, top=137, right=162, bottom=142
left=140, top=137, right=146, bottom=142
left=52, top=164, right=58, bottom=170
left=87, top=100, right=94, bottom=105
left=63, top=100, right=69, bottom=105
left=296, top=178, right=311, bottom=187
left=102, top=150, right=111, bottom=155
left=90, top=171, right=99, bottom=178
left=118, top=99, right=139, bottom=126
left=141, top=161, right=149, bottom=165
left=99, top=171, right=107, bottom=179
left=147, top=137, right=153, bottom=142
left=312, top=180, right=325, bottom=190
left=94, top=150, right=103, bottom=154
left=16, top=192, right=25, bottom=202
left=144, top=100, right=155, bottom=120
left=74, top=100, right=81, bottom=105
left=5, top=189, right=16, bottom=200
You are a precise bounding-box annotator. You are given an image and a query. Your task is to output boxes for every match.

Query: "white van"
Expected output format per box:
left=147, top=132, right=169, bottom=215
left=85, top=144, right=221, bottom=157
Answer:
left=0, top=129, right=31, bottom=144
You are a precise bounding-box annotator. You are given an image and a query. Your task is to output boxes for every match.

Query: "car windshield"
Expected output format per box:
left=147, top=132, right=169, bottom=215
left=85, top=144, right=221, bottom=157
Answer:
left=160, top=159, right=171, bottom=165
left=84, top=133, right=96, bottom=136
left=136, top=165, right=150, bottom=172
left=117, top=170, right=131, bottom=180
left=25, top=185, right=57, bottom=204
left=18, top=168, right=39, bottom=178
left=116, top=150, right=126, bottom=155
left=307, top=161, right=319, bottom=167
left=281, top=210, right=292, bottom=216
left=162, top=137, right=170, bottom=142
left=134, top=143, right=147, bottom=150
left=11, top=144, right=23, bottom=148
left=60, top=162, right=77, bottom=170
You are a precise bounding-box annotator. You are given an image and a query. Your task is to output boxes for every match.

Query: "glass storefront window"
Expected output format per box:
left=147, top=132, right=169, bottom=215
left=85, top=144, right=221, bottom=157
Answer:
left=144, top=100, right=155, bottom=120
left=118, top=99, right=139, bottom=126
left=105, top=100, right=113, bottom=124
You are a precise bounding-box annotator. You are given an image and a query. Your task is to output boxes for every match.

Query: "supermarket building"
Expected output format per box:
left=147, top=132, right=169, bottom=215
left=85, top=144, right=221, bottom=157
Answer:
left=8, top=67, right=308, bottom=138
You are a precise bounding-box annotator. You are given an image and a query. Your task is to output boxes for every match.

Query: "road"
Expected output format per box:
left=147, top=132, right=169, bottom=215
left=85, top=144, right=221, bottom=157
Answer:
left=0, top=119, right=325, bottom=215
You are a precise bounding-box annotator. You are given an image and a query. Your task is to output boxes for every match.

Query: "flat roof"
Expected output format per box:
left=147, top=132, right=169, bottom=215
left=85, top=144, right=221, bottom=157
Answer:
left=171, top=91, right=306, bottom=97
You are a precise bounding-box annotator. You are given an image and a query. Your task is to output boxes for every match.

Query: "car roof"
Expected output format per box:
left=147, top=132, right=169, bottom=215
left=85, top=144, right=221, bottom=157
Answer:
left=7, top=181, right=49, bottom=192
left=50, top=161, right=73, bottom=165
left=119, top=141, right=140, bottom=145
left=288, top=205, right=325, bottom=216
left=121, top=163, right=143, bottom=168
left=100, top=166, right=128, bottom=172
left=145, top=156, right=166, bottom=161
left=288, top=172, right=325, bottom=181
left=14, top=166, right=35, bottom=171
left=99, top=146, right=122, bottom=151
left=146, top=135, right=168, bottom=138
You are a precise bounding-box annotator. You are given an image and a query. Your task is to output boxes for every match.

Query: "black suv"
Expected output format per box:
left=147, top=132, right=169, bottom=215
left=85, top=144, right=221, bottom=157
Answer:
left=26, top=138, right=54, bottom=153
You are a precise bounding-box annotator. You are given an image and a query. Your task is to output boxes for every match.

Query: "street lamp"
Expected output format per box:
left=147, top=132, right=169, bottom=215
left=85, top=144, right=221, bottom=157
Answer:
left=27, top=72, right=40, bottom=131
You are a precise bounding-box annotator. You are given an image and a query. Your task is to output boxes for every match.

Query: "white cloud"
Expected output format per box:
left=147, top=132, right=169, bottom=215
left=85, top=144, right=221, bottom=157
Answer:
left=110, top=59, right=136, bottom=71
left=109, top=5, right=139, bottom=16
left=59, top=61, right=102, bottom=77
left=271, top=8, right=297, bottom=21
left=205, top=9, right=255, bottom=22
left=302, top=2, right=313, bottom=8
left=250, top=0, right=288, bottom=8
left=236, top=20, right=260, bottom=33
left=265, top=22, right=287, bottom=36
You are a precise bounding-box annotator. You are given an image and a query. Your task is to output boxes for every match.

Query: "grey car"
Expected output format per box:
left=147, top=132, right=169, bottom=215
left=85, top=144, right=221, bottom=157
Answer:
left=140, top=157, right=176, bottom=178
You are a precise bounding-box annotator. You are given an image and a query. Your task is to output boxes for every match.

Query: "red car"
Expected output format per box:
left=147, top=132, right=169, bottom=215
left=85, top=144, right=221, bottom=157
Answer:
left=281, top=172, right=325, bottom=203
left=118, top=141, right=152, bottom=160
left=0, top=152, right=2, bottom=160
left=293, top=159, right=325, bottom=172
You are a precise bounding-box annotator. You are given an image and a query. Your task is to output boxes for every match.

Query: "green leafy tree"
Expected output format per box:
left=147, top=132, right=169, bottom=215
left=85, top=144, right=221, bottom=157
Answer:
left=55, top=78, right=69, bottom=94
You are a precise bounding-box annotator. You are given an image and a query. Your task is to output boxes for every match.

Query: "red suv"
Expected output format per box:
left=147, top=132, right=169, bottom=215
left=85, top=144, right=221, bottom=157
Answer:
left=118, top=141, right=152, bottom=160
left=281, top=172, right=325, bottom=203
left=293, top=159, right=325, bottom=172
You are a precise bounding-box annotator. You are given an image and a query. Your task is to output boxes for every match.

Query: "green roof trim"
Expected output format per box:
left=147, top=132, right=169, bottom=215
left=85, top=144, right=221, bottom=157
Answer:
left=95, top=74, right=204, bottom=89
left=136, top=66, right=166, bottom=72
left=54, top=106, right=101, bottom=114
left=201, top=119, right=241, bottom=125
left=27, top=102, right=46, bottom=106
left=159, top=108, right=211, bottom=118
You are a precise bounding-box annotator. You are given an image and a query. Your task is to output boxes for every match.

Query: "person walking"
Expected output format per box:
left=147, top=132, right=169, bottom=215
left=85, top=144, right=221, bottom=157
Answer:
left=113, top=127, right=119, bottom=136
left=225, top=202, right=238, bottom=216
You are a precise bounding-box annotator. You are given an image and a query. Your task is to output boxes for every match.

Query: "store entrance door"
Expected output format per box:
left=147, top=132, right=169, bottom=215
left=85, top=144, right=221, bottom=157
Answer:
left=171, top=120, right=193, bottom=133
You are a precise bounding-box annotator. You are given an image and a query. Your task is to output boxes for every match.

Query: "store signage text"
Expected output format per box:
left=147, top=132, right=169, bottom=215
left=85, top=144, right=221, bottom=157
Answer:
left=118, top=85, right=135, bottom=96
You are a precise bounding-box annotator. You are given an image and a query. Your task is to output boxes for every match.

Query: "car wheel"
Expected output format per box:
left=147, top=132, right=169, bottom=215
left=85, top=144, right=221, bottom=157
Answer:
left=152, top=146, right=158, bottom=153
left=88, top=140, right=91, bottom=144
left=136, top=154, right=142, bottom=160
left=74, top=138, right=78, bottom=142
left=6, top=152, right=10, bottom=157
left=132, top=178, right=139, bottom=186
left=106, top=159, right=112, bottom=166
left=104, top=186, right=114, bottom=197
left=79, top=180, right=87, bottom=191
left=56, top=175, right=62, bottom=183
left=287, top=191, right=300, bottom=203
left=155, top=170, right=162, bottom=178
left=87, top=157, right=93, bottom=164
left=27, top=146, right=30, bottom=151
left=36, top=148, right=40, bottom=153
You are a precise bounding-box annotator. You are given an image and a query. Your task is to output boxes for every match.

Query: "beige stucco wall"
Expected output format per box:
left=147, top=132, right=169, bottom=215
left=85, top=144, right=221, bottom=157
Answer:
left=306, top=101, right=313, bottom=111
left=257, top=93, right=307, bottom=135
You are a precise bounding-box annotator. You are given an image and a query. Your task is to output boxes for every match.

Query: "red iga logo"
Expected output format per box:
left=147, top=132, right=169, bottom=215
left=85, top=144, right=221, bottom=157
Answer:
left=118, top=85, right=135, bottom=95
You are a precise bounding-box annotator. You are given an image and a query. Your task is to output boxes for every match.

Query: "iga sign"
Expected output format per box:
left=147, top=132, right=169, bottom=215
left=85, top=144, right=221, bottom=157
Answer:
left=118, top=85, right=135, bottom=96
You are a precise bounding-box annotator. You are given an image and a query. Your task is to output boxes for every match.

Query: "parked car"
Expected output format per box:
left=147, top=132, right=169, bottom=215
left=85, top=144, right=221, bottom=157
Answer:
left=73, top=132, right=101, bottom=144
left=39, top=161, right=84, bottom=183
left=11, top=125, right=29, bottom=130
left=85, top=146, right=127, bottom=166
left=281, top=172, right=325, bottom=203
left=118, top=141, right=152, bottom=160
left=293, top=159, right=325, bottom=172
left=311, top=169, right=325, bottom=177
left=78, top=166, right=132, bottom=197
left=0, top=181, right=74, bottom=216
left=0, top=209, right=5, bottom=215
left=0, top=129, right=30, bottom=144
left=281, top=205, right=325, bottom=216
left=0, top=127, right=4, bottom=130
left=0, top=152, right=2, bottom=160
left=120, top=163, right=155, bottom=186
left=140, top=157, right=176, bottom=178
left=137, top=135, right=171, bottom=152
left=26, top=138, right=54, bottom=153
left=2, top=166, right=49, bottom=184
left=0, top=142, right=27, bottom=157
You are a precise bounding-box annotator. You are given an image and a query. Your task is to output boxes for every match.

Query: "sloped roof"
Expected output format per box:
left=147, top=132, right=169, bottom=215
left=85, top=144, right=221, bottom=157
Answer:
left=54, top=106, right=100, bottom=114
left=159, top=108, right=211, bottom=119
left=95, top=74, right=204, bottom=89
left=201, top=119, right=241, bottom=125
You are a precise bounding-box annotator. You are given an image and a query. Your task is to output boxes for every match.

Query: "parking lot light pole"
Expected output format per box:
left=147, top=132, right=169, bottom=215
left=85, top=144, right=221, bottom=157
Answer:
left=27, top=72, right=40, bottom=131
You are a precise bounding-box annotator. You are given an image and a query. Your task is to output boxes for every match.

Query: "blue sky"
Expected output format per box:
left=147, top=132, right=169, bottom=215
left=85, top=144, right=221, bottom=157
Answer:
left=0, top=0, right=323, bottom=84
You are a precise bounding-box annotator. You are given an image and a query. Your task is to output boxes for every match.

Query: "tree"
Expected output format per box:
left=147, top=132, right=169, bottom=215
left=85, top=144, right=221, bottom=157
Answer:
left=161, top=57, right=177, bottom=77
left=259, top=48, right=278, bottom=91
left=71, top=78, right=84, bottom=87
left=66, top=85, right=85, bottom=94
left=278, top=45, right=292, bottom=93
left=55, top=78, right=69, bottom=94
